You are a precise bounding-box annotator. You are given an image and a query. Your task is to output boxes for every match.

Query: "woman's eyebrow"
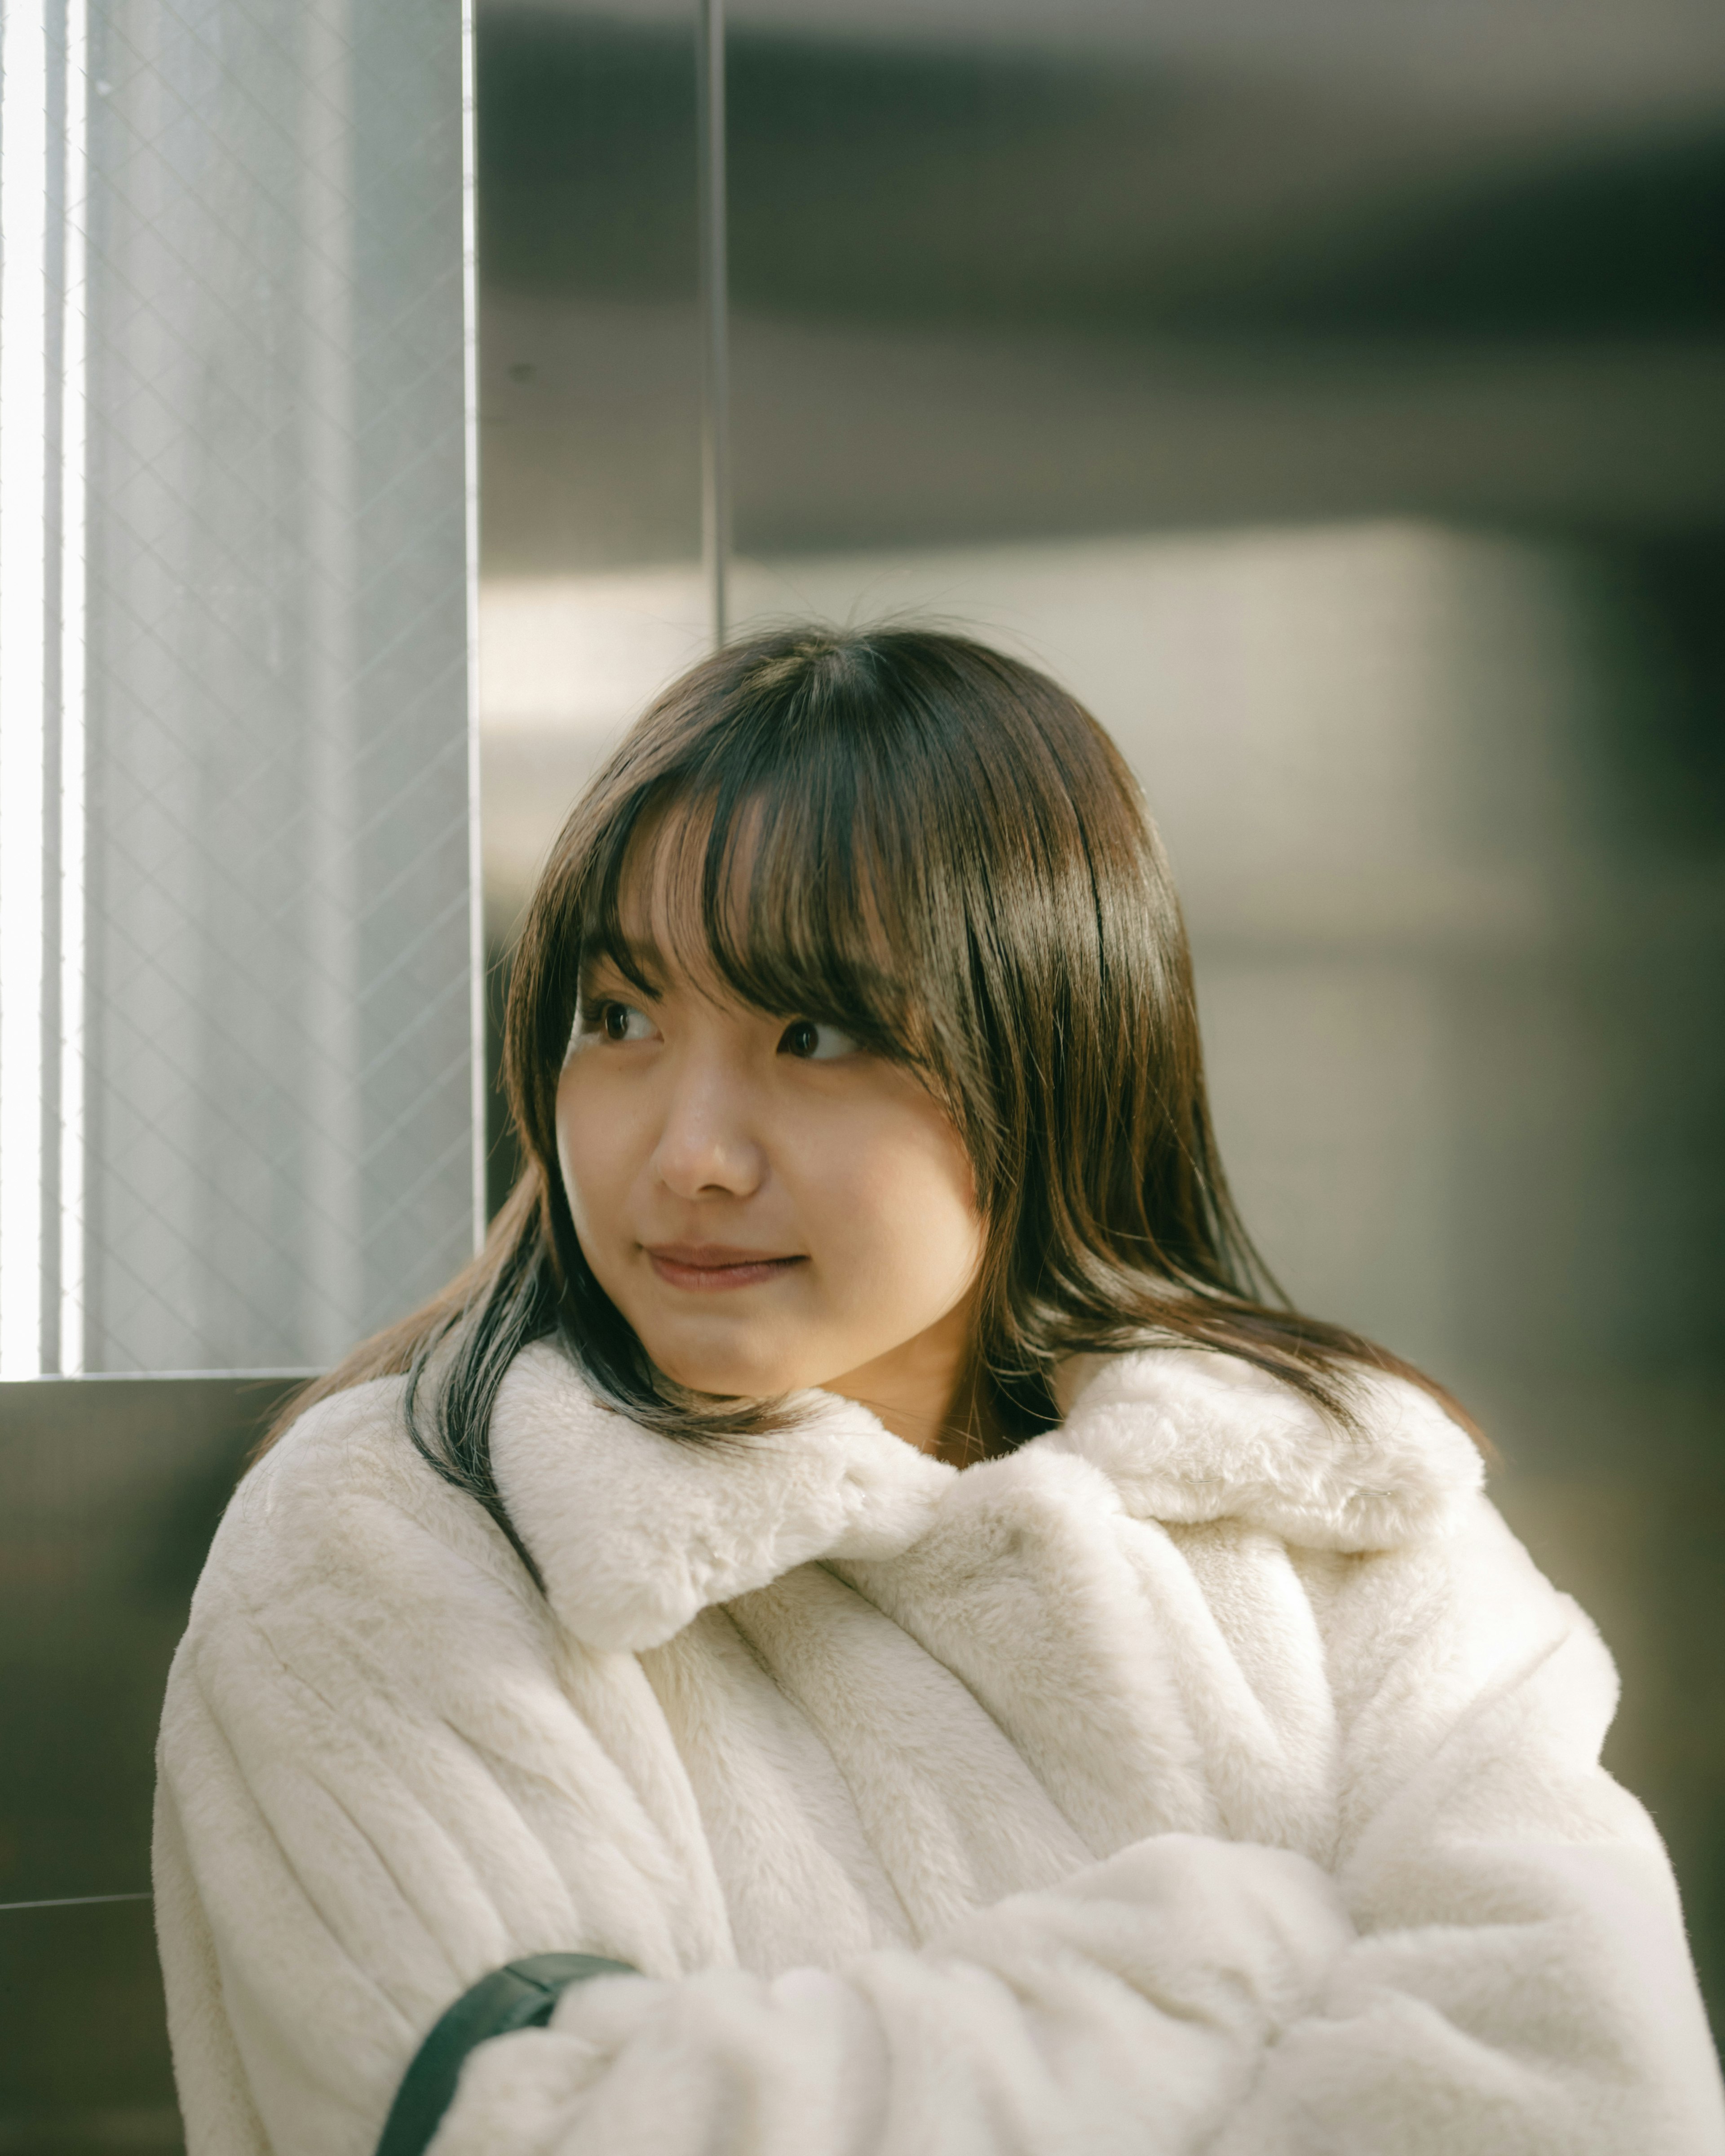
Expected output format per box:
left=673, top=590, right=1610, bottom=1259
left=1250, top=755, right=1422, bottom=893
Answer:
left=583, top=937, right=668, bottom=994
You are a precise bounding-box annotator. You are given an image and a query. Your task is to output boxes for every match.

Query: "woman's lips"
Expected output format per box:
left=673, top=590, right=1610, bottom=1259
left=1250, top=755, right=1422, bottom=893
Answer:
left=645, top=1244, right=807, bottom=1292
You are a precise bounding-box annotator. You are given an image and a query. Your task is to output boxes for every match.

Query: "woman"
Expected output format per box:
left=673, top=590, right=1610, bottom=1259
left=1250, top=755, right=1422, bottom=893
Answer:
left=155, top=627, right=1724, bottom=2155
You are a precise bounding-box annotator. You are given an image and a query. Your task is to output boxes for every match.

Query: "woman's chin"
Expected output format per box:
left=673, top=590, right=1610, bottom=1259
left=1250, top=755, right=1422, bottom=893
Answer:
left=645, top=1338, right=811, bottom=1404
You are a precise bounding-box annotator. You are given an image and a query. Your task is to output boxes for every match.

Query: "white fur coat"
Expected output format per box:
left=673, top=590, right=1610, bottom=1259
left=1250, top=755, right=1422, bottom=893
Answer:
left=154, top=1343, right=1725, bottom=2155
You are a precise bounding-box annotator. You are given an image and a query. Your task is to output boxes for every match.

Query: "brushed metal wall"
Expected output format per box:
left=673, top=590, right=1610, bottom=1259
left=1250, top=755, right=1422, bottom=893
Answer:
left=0, top=1377, right=297, bottom=2152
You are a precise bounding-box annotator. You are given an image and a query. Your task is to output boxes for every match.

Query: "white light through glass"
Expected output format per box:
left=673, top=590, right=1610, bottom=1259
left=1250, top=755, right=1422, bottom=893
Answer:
left=0, top=0, right=51, bottom=1377
left=59, top=0, right=87, bottom=1373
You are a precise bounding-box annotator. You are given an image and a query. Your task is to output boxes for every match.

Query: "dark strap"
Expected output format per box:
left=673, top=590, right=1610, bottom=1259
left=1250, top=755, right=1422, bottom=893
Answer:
left=376, top=1952, right=637, bottom=2156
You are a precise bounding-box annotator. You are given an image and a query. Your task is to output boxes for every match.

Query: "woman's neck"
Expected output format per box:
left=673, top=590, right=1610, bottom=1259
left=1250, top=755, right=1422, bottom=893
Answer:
left=824, top=1294, right=996, bottom=1467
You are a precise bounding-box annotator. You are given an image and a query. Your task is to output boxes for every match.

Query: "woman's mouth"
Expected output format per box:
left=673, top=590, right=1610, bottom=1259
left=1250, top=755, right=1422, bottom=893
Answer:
left=645, top=1244, right=807, bottom=1292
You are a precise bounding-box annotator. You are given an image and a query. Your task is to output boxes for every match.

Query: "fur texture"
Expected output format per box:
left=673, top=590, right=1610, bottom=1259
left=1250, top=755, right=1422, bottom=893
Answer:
left=154, top=1344, right=1725, bottom=2154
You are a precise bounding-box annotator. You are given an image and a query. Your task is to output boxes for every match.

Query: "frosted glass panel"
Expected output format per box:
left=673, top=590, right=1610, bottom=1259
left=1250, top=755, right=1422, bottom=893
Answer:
left=1, top=0, right=477, bottom=1374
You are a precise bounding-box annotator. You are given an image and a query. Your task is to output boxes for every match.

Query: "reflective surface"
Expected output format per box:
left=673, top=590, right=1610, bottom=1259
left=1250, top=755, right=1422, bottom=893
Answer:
left=477, top=0, right=708, bottom=992
left=719, top=19, right=1725, bottom=548
left=0, top=1377, right=297, bottom=2149
left=0, top=1900, right=177, bottom=2154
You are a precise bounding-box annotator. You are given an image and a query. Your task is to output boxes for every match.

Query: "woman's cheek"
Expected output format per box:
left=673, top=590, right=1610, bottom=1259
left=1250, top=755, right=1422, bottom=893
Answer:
left=556, top=1069, right=626, bottom=1244
left=815, top=1123, right=980, bottom=1312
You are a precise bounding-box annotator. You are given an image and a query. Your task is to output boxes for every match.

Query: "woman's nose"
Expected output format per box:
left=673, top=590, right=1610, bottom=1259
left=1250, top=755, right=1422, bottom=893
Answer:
left=649, top=1062, right=767, bottom=1200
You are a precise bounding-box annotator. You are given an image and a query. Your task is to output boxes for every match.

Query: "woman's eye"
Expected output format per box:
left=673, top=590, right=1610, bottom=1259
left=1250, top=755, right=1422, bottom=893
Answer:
left=599, top=1001, right=656, bottom=1043
left=778, top=1019, right=859, bottom=1062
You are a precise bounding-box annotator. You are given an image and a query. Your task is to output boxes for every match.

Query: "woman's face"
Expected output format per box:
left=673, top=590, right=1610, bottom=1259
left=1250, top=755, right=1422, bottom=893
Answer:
left=555, top=854, right=985, bottom=1436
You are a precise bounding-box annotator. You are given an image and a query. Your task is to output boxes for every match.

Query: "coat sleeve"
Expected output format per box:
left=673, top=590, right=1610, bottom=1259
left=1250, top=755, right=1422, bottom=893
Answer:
left=1207, top=1495, right=1725, bottom=2155
left=423, top=1497, right=1725, bottom=2156
left=429, top=1834, right=1352, bottom=2156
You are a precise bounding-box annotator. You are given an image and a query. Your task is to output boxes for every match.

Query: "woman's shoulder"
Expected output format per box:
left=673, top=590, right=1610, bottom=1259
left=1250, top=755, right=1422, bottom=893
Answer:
left=1047, top=1347, right=1614, bottom=1748
left=185, top=1370, right=539, bottom=1646
left=1048, top=1345, right=1486, bottom=1556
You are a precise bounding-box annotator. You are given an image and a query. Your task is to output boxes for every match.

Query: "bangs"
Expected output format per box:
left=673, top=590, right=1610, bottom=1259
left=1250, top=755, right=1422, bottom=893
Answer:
left=576, top=694, right=941, bottom=1069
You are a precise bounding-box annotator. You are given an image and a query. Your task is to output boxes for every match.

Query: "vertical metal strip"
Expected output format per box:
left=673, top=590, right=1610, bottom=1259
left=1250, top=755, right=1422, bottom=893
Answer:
left=462, top=0, right=486, bottom=1248
left=301, top=0, right=361, bottom=1354
left=697, top=0, right=728, bottom=649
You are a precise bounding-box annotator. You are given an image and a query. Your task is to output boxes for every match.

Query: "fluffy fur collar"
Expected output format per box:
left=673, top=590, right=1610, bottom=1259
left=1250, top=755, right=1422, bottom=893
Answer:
left=489, top=1343, right=1482, bottom=1653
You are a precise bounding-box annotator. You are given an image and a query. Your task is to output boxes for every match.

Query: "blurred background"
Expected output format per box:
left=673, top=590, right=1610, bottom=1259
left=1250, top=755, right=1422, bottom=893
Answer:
left=3, top=0, right=1723, bottom=2143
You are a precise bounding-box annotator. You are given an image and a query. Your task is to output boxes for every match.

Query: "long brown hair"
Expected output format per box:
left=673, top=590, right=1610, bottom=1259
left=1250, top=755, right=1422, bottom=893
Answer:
left=263, top=626, right=1476, bottom=1564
